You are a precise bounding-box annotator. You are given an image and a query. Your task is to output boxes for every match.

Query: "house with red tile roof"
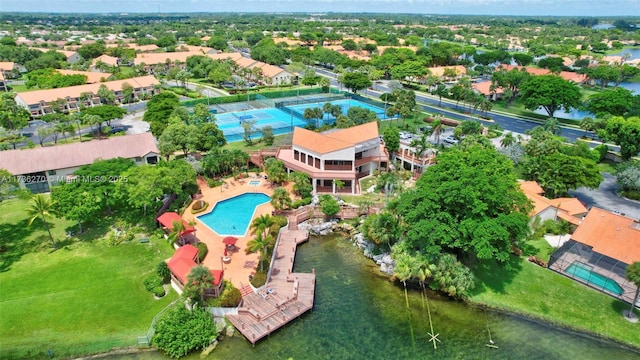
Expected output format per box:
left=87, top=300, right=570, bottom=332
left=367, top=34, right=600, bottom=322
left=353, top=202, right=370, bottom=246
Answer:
left=14, top=75, right=159, bottom=116
left=55, top=69, right=111, bottom=84
left=548, top=207, right=640, bottom=306
left=0, top=132, right=159, bottom=193
left=166, top=243, right=224, bottom=297
left=427, top=65, right=467, bottom=81
left=276, top=122, right=388, bottom=194
left=518, top=180, right=588, bottom=226
left=497, top=64, right=588, bottom=84
left=472, top=81, right=504, bottom=101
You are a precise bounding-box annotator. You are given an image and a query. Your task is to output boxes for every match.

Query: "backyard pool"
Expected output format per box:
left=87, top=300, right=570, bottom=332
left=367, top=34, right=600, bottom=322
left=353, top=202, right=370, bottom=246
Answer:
left=565, top=262, right=624, bottom=296
left=197, top=193, right=270, bottom=236
left=213, top=99, right=390, bottom=142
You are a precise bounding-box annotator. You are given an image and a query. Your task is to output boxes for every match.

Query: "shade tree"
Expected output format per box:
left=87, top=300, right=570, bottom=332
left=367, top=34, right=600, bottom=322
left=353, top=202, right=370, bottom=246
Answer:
left=519, top=75, right=582, bottom=118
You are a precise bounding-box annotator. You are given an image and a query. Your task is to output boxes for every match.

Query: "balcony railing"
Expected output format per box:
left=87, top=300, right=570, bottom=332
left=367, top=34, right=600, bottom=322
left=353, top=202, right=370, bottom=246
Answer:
left=324, top=164, right=352, bottom=171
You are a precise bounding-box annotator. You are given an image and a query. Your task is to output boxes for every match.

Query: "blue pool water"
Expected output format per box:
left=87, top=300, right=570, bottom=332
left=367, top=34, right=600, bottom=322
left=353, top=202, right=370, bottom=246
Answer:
left=213, top=99, right=390, bottom=142
left=197, top=193, right=270, bottom=236
left=566, top=262, right=624, bottom=296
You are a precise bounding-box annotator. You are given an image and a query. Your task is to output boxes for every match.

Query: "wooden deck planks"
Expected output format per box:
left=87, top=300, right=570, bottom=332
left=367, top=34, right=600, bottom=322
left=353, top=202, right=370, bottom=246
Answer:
left=226, top=228, right=315, bottom=344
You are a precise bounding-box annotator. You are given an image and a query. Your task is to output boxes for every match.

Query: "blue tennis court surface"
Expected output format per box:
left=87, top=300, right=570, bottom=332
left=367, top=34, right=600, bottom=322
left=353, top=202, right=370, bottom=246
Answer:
left=213, top=99, right=390, bottom=142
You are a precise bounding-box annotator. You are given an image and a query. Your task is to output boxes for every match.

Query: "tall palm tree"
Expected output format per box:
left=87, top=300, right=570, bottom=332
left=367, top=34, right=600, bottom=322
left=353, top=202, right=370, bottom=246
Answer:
left=186, top=265, right=214, bottom=305
left=167, top=220, right=187, bottom=245
left=625, top=262, right=640, bottom=319
left=27, top=194, right=58, bottom=248
left=409, top=133, right=431, bottom=172
left=251, top=214, right=276, bottom=239
left=431, top=120, right=443, bottom=145
left=246, top=232, right=274, bottom=272
left=543, top=117, right=562, bottom=136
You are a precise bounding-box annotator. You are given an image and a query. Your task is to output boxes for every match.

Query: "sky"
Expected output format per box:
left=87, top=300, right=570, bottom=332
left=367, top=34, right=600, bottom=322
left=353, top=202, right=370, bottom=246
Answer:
left=0, top=0, right=638, bottom=17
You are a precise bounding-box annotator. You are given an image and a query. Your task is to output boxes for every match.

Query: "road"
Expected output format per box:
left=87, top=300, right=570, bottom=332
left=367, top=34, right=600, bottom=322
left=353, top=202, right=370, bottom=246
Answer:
left=570, top=173, right=640, bottom=220
left=312, top=66, right=595, bottom=145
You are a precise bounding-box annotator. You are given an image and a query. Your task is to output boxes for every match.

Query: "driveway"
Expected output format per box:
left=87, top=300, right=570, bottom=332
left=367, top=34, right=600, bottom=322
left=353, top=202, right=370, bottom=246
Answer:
left=569, top=173, right=640, bottom=220
left=112, top=112, right=149, bottom=134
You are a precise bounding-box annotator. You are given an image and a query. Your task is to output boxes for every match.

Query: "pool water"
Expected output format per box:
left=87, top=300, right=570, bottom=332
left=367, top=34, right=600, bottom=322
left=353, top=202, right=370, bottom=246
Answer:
left=213, top=99, right=390, bottom=142
left=197, top=193, right=270, bottom=236
left=566, top=262, right=624, bottom=295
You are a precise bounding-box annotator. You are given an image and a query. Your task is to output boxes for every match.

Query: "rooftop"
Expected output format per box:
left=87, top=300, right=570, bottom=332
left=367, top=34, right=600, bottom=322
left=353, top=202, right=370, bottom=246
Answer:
left=292, top=121, right=379, bottom=154
left=0, top=132, right=158, bottom=175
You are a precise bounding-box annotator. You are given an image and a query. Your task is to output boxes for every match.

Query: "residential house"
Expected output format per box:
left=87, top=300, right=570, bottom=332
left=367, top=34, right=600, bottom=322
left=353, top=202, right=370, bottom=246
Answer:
left=165, top=243, right=224, bottom=297
left=31, top=48, right=81, bottom=64
left=0, top=132, right=159, bottom=193
left=0, top=62, right=19, bottom=79
left=56, top=69, right=110, bottom=84
left=0, top=72, right=7, bottom=92
left=394, top=136, right=437, bottom=176
left=472, top=81, right=504, bottom=101
left=549, top=207, right=640, bottom=307
left=497, top=64, right=588, bottom=84
left=14, top=75, right=159, bottom=116
left=276, top=122, right=388, bottom=194
left=518, top=180, right=588, bottom=226
left=427, top=65, right=467, bottom=81
left=91, top=54, right=119, bottom=72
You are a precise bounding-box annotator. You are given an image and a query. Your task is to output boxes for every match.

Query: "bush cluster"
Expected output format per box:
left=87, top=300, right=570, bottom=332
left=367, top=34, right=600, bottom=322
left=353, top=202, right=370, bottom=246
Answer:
left=190, top=200, right=209, bottom=214
left=220, top=287, right=242, bottom=307
left=195, top=242, right=208, bottom=263
left=291, top=197, right=312, bottom=209
left=250, top=272, right=267, bottom=288
left=144, top=274, right=163, bottom=292
left=156, top=261, right=171, bottom=283
left=153, top=286, right=166, bottom=298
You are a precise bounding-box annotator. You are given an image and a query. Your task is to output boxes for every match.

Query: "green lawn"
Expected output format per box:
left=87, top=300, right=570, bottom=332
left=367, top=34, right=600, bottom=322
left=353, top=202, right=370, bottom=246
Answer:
left=0, top=198, right=177, bottom=359
left=469, top=256, right=640, bottom=348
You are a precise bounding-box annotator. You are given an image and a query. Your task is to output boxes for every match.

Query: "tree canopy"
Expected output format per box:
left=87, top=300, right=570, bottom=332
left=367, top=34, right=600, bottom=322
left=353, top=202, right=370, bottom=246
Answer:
left=397, top=145, right=531, bottom=263
left=519, top=75, right=582, bottom=118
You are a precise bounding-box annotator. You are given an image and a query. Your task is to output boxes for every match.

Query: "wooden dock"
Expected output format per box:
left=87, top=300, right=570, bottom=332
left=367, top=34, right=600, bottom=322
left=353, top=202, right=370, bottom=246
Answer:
left=226, top=229, right=315, bottom=344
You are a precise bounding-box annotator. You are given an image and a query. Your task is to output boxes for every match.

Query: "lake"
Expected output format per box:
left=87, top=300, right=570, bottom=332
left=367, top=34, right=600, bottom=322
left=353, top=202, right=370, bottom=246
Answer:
left=609, top=48, right=640, bottom=61
left=105, top=235, right=640, bottom=360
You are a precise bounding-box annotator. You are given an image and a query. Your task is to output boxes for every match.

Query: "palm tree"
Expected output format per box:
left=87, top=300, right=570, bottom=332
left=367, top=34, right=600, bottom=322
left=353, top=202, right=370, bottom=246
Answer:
left=270, top=187, right=292, bottom=210
left=625, top=262, right=640, bottom=319
left=393, top=253, right=413, bottom=309
left=434, top=84, right=448, bottom=107
left=186, top=265, right=214, bottom=305
left=27, top=194, right=58, bottom=248
left=543, top=117, right=562, bottom=136
left=431, top=119, right=443, bottom=145
left=500, top=132, right=516, bottom=148
left=251, top=214, right=276, bottom=239
left=246, top=232, right=274, bottom=272
left=409, top=133, right=430, bottom=173
left=167, top=220, right=187, bottom=245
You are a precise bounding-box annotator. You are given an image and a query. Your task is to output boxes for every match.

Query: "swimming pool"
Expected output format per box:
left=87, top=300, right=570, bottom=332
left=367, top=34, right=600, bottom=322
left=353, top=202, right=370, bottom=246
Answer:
left=213, top=99, right=390, bottom=142
left=197, top=193, right=270, bottom=236
left=565, top=262, right=624, bottom=296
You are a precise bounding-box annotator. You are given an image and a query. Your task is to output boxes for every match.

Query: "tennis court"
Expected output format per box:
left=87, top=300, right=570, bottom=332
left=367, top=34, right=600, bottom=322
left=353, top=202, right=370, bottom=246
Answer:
left=214, top=99, right=390, bottom=142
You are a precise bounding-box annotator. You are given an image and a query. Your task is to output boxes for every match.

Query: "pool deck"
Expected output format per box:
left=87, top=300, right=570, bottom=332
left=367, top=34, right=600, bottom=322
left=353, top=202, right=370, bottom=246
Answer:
left=182, top=175, right=281, bottom=290
left=226, top=229, right=315, bottom=344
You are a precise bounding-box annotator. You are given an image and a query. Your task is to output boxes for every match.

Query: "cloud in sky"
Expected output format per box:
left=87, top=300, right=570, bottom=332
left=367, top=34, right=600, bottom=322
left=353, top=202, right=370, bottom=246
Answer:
left=0, top=0, right=637, bottom=16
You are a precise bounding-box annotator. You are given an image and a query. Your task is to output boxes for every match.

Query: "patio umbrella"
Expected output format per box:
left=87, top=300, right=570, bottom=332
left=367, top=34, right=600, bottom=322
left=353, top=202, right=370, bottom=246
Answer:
left=224, top=248, right=228, bottom=257
left=223, top=236, right=238, bottom=246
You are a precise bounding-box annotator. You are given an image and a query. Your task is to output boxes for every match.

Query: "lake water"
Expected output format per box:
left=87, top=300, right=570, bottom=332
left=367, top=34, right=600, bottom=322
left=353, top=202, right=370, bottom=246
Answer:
left=609, top=48, right=640, bottom=61
left=105, top=235, right=640, bottom=360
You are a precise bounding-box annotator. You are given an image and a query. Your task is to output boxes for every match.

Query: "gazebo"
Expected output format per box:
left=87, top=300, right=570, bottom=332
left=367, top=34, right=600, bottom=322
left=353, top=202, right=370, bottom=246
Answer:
left=157, top=212, right=196, bottom=245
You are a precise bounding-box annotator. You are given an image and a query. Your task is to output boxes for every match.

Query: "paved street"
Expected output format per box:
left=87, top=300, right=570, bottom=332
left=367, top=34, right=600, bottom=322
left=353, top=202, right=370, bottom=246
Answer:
left=570, top=173, right=640, bottom=220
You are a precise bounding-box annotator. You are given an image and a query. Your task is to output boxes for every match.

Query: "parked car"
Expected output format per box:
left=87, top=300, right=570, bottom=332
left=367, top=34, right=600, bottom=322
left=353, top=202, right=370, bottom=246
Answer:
left=443, top=135, right=459, bottom=145
left=109, top=127, right=126, bottom=134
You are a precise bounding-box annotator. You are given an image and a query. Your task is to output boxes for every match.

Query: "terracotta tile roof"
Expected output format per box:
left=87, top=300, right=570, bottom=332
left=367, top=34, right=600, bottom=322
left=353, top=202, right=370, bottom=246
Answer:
left=497, top=64, right=587, bottom=83
left=571, top=207, right=640, bottom=264
left=427, top=65, right=467, bottom=77
left=56, top=69, right=109, bottom=84
left=177, top=45, right=216, bottom=54
left=15, top=75, right=159, bottom=105
left=235, top=57, right=259, bottom=68
left=93, top=54, right=119, bottom=67
left=157, top=212, right=195, bottom=235
left=129, top=44, right=159, bottom=52
left=472, top=81, right=503, bottom=96
left=257, top=63, right=288, bottom=78
left=31, top=47, right=78, bottom=59
left=0, top=62, right=15, bottom=72
left=167, top=244, right=199, bottom=284
left=518, top=180, right=586, bottom=221
left=548, top=198, right=588, bottom=216
left=207, top=52, right=243, bottom=62
left=133, top=51, right=203, bottom=66
left=519, top=180, right=544, bottom=195
left=0, top=133, right=158, bottom=175
left=292, top=122, right=379, bottom=154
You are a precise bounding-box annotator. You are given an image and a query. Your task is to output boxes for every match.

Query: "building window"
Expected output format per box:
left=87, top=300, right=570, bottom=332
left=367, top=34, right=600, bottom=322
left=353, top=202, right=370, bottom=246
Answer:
left=315, top=158, right=320, bottom=169
left=301, top=153, right=307, bottom=163
left=147, top=156, right=158, bottom=164
left=135, top=157, right=143, bottom=162
left=48, top=170, right=56, bottom=175
left=294, top=150, right=299, bottom=161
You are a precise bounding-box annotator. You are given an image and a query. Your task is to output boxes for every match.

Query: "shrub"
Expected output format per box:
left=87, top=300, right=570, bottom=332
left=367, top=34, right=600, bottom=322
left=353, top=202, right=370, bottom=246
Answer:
left=207, top=177, right=223, bottom=188
left=273, top=215, right=288, bottom=229
left=220, top=287, right=242, bottom=307
left=152, top=306, right=217, bottom=358
left=250, top=272, right=267, bottom=287
left=291, top=197, right=312, bottom=209
left=195, top=242, right=208, bottom=263
left=153, top=286, right=166, bottom=298
left=144, top=274, right=163, bottom=292
left=542, top=219, right=571, bottom=235
left=190, top=200, right=209, bottom=214
left=593, top=144, right=609, bottom=162
left=156, top=261, right=171, bottom=283
left=106, top=232, right=126, bottom=246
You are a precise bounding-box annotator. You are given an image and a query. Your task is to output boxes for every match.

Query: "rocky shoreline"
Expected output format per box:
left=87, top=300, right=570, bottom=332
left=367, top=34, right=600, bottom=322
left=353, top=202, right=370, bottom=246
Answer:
left=298, top=218, right=395, bottom=276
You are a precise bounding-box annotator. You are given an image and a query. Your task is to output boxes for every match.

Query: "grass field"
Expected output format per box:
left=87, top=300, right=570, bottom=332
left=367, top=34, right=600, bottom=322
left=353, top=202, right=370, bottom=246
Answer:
left=469, top=254, right=640, bottom=348
left=0, top=198, right=178, bottom=359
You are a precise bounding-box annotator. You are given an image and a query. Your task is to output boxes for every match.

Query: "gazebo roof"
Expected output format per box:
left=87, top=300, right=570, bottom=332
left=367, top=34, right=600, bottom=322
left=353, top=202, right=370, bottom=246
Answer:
left=211, top=269, right=224, bottom=286
left=157, top=212, right=195, bottom=235
left=166, top=244, right=199, bottom=284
